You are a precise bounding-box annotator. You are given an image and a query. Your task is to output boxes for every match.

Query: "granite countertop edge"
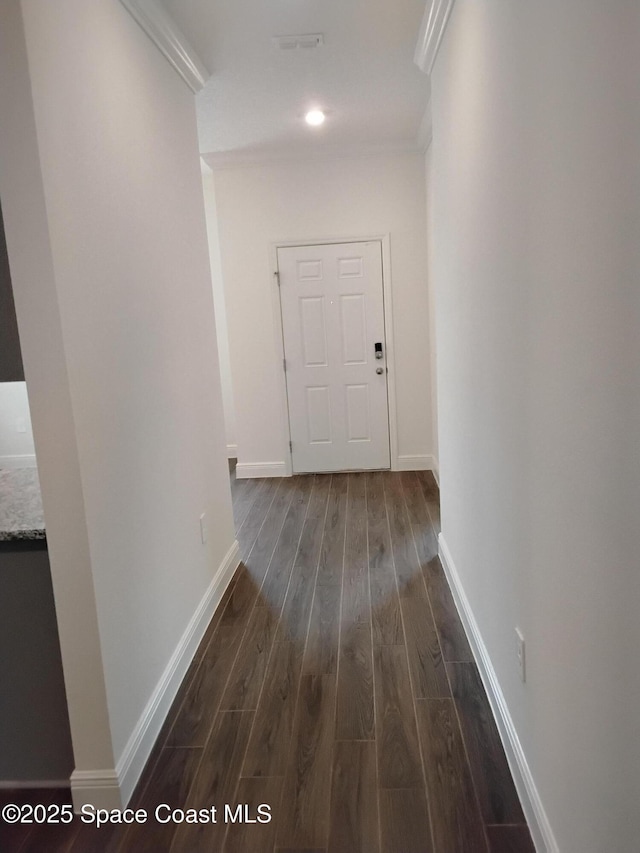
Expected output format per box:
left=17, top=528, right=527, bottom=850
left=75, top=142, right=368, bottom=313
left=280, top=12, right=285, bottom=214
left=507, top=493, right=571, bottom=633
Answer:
left=0, top=528, right=46, bottom=542
left=0, top=468, right=47, bottom=544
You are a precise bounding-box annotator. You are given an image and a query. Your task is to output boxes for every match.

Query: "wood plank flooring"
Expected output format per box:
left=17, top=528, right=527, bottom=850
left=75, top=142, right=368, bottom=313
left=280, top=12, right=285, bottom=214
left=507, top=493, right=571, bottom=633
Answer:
left=2, top=468, right=534, bottom=852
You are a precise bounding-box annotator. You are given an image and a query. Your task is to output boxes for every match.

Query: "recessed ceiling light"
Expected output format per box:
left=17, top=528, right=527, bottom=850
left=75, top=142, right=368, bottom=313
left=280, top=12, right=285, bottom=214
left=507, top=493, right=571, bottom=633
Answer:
left=305, top=109, right=325, bottom=127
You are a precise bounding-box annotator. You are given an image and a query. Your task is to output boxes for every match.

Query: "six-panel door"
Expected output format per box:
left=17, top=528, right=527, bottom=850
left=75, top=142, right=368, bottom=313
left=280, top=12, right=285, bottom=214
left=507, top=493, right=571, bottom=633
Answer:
left=278, top=241, right=390, bottom=473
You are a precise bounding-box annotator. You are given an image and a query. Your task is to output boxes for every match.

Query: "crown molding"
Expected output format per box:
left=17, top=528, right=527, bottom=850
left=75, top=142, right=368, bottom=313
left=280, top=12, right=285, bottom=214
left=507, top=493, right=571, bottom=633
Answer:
left=414, top=0, right=456, bottom=76
left=119, top=0, right=210, bottom=93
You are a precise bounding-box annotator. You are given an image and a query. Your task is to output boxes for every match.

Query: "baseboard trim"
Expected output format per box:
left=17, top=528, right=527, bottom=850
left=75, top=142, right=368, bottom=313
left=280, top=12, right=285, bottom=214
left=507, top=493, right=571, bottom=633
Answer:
left=70, top=539, right=240, bottom=812
left=394, top=454, right=436, bottom=472
left=235, top=461, right=288, bottom=479
left=69, top=770, right=121, bottom=811
left=438, top=534, right=559, bottom=853
left=226, top=444, right=238, bottom=458
left=236, top=457, right=434, bottom=477
left=0, top=454, right=37, bottom=469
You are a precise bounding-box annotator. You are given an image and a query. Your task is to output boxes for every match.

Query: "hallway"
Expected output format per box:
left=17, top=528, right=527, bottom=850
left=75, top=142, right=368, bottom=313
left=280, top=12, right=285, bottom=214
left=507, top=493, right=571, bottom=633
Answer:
left=1, top=469, right=534, bottom=853
left=221, top=469, right=533, bottom=852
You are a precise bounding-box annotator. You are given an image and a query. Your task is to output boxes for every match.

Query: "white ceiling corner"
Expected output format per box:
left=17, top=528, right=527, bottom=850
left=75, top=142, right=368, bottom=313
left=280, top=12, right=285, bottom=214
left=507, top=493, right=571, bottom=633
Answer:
left=414, top=0, right=456, bottom=76
left=119, top=0, right=210, bottom=93
left=202, top=140, right=425, bottom=172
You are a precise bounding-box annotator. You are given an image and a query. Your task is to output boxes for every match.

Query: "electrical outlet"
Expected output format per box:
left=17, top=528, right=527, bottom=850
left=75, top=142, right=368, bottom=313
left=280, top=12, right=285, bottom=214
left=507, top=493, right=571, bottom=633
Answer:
left=199, top=513, right=207, bottom=545
left=515, top=628, right=526, bottom=683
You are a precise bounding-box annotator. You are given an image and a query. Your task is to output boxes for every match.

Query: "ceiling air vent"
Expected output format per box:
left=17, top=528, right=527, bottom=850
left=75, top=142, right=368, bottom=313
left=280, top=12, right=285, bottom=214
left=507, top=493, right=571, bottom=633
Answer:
left=273, top=33, right=324, bottom=51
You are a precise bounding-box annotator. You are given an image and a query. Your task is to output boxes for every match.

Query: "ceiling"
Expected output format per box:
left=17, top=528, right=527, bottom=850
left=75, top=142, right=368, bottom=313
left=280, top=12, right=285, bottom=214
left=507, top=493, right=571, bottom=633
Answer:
left=162, top=0, right=431, bottom=164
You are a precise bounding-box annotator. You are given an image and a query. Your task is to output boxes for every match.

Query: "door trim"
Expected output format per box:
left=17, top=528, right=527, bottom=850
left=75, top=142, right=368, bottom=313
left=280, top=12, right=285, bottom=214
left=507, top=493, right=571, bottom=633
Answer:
left=269, top=234, right=399, bottom=475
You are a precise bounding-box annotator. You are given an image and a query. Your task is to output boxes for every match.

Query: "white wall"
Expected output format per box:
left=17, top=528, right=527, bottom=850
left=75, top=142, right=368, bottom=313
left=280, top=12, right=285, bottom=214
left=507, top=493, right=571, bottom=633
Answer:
left=432, top=2, right=640, bottom=851
left=0, top=0, right=115, bottom=787
left=424, top=144, right=438, bottom=476
left=212, top=152, right=433, bottom=472
left=0, top=0, right=236, bottom=803
left=0, top=382, right=36, bottom=466
left=202, top=164, right=237, bottom=455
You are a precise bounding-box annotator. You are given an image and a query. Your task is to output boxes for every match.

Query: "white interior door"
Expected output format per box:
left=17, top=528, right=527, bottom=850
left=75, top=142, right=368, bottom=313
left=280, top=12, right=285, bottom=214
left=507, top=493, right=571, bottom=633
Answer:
left=278, top=241, right=390, bottom=473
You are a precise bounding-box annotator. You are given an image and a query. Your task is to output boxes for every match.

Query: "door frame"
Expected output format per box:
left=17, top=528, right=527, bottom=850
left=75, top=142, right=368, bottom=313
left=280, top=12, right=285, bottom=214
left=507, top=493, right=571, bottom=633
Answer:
left=269, top=234, right=399, bottom=476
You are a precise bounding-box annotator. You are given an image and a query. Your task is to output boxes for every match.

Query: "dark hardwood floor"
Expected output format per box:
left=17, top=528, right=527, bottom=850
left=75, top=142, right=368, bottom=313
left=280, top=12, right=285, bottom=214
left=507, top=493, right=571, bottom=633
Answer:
left=1, top=468, right=535, bottom=853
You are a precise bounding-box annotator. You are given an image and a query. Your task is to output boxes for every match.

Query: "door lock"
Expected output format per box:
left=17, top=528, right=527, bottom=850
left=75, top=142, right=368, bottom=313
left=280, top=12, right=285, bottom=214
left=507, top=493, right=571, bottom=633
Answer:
left=374, top=342, right=383, bottom=359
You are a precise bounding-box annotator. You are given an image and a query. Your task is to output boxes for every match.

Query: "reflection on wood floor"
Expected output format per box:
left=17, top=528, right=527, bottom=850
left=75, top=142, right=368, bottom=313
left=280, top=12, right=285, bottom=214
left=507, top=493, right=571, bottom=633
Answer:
left=1, top=468, right=535, bottom=853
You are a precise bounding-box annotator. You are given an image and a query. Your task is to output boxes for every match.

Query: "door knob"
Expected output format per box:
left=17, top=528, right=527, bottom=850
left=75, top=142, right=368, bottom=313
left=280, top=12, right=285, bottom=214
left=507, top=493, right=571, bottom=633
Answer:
left=376, top=366, right=384, bottom=375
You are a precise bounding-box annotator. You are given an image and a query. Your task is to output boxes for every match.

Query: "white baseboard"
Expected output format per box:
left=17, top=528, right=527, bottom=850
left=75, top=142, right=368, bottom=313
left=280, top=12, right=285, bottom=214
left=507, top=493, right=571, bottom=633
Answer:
left=70, top=539, right=241, bottom=812
left=431, top=456, right=440, bottom=485
left=226, top=444, right=238, bottom=458
left=70, top=770, right=121, bottom=811
left=394, top=454, right=436, bottom=472
left=236, top=457, right=435, bottom=477
left=0, top=454, right=37, bottom=469
left=438, top=535, right=559, bottom=853
left=235, top=461, right=288, bottom=479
